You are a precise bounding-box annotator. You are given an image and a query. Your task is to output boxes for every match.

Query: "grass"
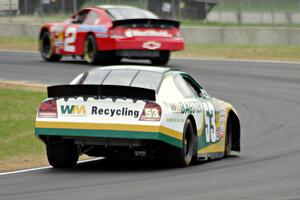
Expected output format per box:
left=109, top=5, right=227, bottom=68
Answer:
left=1, top=37, right=300, bottom=62
left=174, top=44, right=300, bottom=62
left=0, top=37, right=38, bottom=51
left=180, top=20, right=300, bottom=28
left=212, top=0, right=300, bottom=13
left=0, top=86, right=47, bottom=172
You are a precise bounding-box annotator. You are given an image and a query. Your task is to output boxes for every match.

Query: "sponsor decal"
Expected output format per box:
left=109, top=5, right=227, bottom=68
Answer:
left=215, top=110, right=226, bottom=139
left=50, top=25, right=64, bottom=32
left=52, top=32, right=64, bottom=51
left=166, top=118, right=185, bottom=123
left=143, top=41, right=161, bottom=50
left=91, top=106, right=139, bottom=118
left=168, top=101, right=202, bottom=114
left=125, top=29, right=172, bottom=37
left=61, top=105, right=140, bottom=118
left=54, top=40, right=63, bottom=46
left=61, top=105, right=86, bottom=115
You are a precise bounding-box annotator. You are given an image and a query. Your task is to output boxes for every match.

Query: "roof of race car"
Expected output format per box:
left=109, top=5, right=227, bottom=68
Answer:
left=94, top=65, right=173, bottom=73
left=96, top=5, right=139, bottom=10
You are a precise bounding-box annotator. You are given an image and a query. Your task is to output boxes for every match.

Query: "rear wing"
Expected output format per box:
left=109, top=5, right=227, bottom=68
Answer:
left=47, top=85, right=156, bottom=101
left=112, top=18, right=180, bottom=28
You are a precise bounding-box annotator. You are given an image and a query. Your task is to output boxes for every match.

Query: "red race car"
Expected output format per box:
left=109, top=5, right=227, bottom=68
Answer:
left=39, top=5, right=184, bottom=65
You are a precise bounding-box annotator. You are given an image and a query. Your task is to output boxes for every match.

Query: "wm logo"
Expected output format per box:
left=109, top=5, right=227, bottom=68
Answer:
left=61, top=105, right=86, bottom=115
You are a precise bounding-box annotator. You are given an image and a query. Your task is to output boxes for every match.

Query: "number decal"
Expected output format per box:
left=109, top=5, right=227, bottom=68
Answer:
left=145, top=108, right=159, bottom=118
left=203, top=101, right=217, bottom=143
left=64, top=27, right=77, bottom=52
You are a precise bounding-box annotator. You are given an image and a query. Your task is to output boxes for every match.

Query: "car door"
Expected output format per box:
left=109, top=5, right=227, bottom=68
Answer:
left=62, top=9, right=91, bottom=55
left=180, top=74, right=223, bottom=152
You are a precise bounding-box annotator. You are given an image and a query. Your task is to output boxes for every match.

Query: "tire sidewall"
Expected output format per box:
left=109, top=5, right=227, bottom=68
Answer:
left=40, top=32, right=52, bottom=60
left=84, top=35, right=97, bottom=64
left=181, top=119, right=195, bottom=166
left=151, top=51, right=170, bottom=65
left=47, top=141, right=79, bottom=168
left=225, top=117, right=232, bottom=157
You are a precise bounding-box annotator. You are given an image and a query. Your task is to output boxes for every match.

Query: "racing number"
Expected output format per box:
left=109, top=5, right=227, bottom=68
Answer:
left=203, top=101, right=217, bottom=143
left=145, top=108, right=159, bottom=118
left=64, top=27, right=77, bottom=52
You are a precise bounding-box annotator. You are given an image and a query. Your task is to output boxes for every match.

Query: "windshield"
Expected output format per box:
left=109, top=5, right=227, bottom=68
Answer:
left=74, top=69, right=163, bottom=91
left=106, top=7, right=158, bottom=20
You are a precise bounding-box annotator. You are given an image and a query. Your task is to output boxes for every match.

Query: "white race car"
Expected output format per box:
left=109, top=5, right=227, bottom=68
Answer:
left=35, top=65, right=240, bottom=168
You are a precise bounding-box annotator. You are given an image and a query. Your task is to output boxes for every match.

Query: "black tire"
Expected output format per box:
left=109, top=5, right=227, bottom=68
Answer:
left=40, top=31, right=62, bottom=62
left=84, top=34, right=117, bottom=65
left=46, top=140, right=79, bottom=168
left=160, top=119, right=195, bottom=167
left=150, top=51, right=170, bottom=65
left=224, top=117, right=232, bottom=157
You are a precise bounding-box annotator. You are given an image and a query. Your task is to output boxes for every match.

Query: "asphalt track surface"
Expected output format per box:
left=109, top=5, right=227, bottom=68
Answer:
left=0, top=51, right=300, bottom=200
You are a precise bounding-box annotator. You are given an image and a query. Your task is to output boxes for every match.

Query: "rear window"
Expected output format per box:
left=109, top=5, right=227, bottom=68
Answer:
left=102, top=70, right=138, bottom=86
left=131, top=71, right=162, bottom=90
left=77, top=69, right=163, bottom=91
left=106, top=7, right=158, bottom=20
left=78, top=70, right=110, bottom=84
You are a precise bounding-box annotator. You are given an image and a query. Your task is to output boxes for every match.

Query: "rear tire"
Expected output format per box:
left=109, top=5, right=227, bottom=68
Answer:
left=150, top=51, right=170, bottom=66
left=47, top=140, right=79, bottom=168
left=224, top=117, right=232, bottom=157
left=40, top=31, right=62, bottom=62
left=84, top=35, right=117, bottom=65
left=160, top=119, right=195, bottom=167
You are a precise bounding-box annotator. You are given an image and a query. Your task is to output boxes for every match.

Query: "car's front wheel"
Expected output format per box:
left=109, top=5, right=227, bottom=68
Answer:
left=224, top=117, right=232, bottom=157
left=150, top=51, right=170, bottom=65
left=46, top=140, right=79, bottom=168
left=40, top=31, right=62, bottom=62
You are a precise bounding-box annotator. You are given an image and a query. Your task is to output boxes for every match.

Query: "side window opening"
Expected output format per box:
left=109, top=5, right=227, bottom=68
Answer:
left=84, top=11, right=101, bottom=25
left=174, top=75, right=195, bottom=98
left=182, top=76, right=201, bottom=97
left=182, top=75, right=209, bottom=98
left=72, top=10, right=90, bottom=24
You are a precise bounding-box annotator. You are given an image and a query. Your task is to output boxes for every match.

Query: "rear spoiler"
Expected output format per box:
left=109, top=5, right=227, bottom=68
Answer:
left=47, top=85, right=156, bottom=101
left=112, top=18, right=180, bottom=28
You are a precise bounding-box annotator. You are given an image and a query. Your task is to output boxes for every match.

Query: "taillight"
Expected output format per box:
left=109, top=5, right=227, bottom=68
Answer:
left=139, top=102, right=161, bottom=121
left=38, top=99, right=57, bottom=118
left=110, top=28, right=126, bottom=38
left=170, top=28, right=181, bottom=38
left=174, top=30, right=182, bottom=38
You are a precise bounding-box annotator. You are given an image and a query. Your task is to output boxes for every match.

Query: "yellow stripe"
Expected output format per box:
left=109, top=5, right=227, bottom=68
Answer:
left=158, top=126, right=183, bottom=141
left=197, top=137, right=225, bottom=154
left=35, top=121, right=182, bottom=141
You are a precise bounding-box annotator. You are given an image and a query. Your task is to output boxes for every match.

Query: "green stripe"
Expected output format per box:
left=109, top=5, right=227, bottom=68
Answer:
left=35, top=128, right=182, bottom=148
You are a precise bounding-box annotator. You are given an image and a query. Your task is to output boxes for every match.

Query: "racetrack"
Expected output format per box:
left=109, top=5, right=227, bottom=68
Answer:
left=1, top=51, right=300, bottom=200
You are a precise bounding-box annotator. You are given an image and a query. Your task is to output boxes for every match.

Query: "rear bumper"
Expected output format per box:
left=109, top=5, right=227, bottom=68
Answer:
left=35, top=122, right=183, bottom=148
left=97, top=37, right=184, bottom=51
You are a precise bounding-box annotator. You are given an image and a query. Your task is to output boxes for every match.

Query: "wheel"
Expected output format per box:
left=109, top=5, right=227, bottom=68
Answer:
left=150, top=51, right=170, bottom=65
left=224, top=117, right=232, bottom=157
left=160, top=118, right=195, bottom=167
left=40, top=31, right=62, bottom=62
left=46, top=140, right=79, bottom=168
left=84, top=34, right=117, bottom=65
left=84, top=34, right=100, bottom=65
